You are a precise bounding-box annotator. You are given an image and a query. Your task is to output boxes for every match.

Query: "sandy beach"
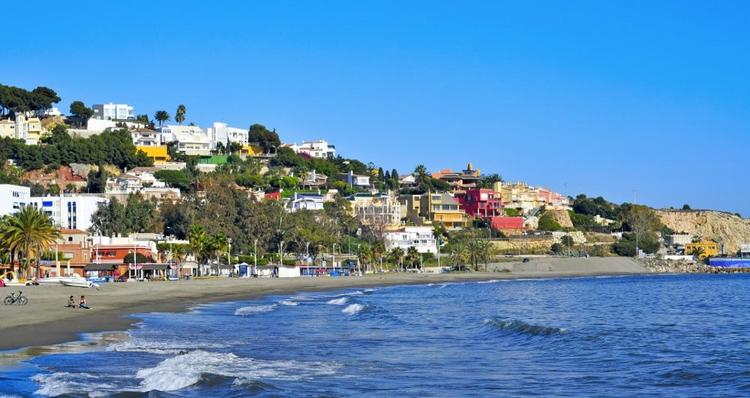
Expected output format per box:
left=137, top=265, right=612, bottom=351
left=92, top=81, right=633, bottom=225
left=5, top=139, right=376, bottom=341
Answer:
left=0, top=257, right=646, bottom=352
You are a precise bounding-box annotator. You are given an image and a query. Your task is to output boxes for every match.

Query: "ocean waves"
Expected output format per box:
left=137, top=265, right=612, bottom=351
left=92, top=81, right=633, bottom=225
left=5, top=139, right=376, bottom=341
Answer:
left=136, top=350, right=340, bottom=392
left=234, top=304, right=278, bottom=316
left=482, top=318, right=567, bottom=337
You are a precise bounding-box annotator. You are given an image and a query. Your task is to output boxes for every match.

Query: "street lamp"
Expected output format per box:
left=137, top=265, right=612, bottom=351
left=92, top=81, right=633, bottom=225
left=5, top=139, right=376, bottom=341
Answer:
left=254, top=239, right=258, bottom=275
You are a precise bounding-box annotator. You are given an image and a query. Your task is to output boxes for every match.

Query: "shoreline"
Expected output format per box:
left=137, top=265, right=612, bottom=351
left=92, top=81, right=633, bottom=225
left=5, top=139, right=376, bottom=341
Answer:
left=0, top=257, right=649, bottom=352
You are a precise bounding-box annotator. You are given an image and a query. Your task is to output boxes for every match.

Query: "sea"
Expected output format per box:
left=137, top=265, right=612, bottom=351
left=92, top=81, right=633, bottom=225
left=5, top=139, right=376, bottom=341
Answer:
left=2, top=273, right=750, bottom=397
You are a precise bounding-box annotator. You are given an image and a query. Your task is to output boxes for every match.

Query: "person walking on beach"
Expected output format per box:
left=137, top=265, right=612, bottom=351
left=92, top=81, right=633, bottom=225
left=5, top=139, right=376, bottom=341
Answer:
left=66, top=296, right=77, bottom=308
left=79, top=295, right=90, bottom=309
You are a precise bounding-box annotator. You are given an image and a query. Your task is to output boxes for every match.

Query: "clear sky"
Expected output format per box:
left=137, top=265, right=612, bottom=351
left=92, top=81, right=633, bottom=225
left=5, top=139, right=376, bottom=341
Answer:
left=3, top=1, right=748, bottom=214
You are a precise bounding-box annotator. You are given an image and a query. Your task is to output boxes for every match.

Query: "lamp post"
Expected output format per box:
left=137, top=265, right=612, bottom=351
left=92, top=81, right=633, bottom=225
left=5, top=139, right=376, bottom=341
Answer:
left=332, top=243, right=337, bottom=275
left=254, top=239, right=258, bottom=275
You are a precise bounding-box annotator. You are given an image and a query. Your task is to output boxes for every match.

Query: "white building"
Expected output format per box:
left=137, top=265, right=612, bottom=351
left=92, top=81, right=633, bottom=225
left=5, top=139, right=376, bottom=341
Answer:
left=0, top=184, right=31, bottom=216
left=13, top=194, right=107, bottom=231
left=288, top=193, right=326, bottom=212
left=131, top=129, right=164, bottom=146
left=348, top=191, right=402, bottom=228
left=384, top=226, right=437, bottom=255
left=205, top=122, right=248, bottom=150
left=161, top=125, right=211, bottom=156
left=92, top=103, right=135, bottom=121
left=291, top=140, right=336, bottom=159
left=340, top=171, right=371, bottom=188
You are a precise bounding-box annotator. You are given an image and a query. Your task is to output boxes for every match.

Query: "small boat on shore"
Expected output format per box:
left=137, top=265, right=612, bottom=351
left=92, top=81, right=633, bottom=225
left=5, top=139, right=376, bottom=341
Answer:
left=61, top=278, right=99, bottom=289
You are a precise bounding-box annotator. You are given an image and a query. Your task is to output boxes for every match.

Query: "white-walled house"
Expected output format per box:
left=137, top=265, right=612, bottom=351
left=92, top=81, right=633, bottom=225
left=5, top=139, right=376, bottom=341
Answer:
left=161, top=125, right=211, bottom=156
left=288, top=192, right=326, bottom=212
left=92, top=103, right=135, bottom=121
left=206, top=122, right=248, bottom=149
left=384, top=226, right=438, bottom=255
left=293, top=140, right=336, bottom=159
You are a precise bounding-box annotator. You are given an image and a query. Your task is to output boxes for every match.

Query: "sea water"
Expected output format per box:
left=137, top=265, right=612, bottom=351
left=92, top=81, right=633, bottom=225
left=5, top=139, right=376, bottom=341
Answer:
left=3, top=274, right=750, bottom=397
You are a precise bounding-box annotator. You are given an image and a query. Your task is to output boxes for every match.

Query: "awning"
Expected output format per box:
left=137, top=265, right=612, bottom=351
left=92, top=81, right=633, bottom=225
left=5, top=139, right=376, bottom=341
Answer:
left=85, top=264, right=118, bottom=271
left=128, top=263, right=171, bottom=271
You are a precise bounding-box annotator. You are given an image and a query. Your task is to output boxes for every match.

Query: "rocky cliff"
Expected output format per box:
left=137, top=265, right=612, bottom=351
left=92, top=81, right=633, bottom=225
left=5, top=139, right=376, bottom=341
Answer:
left=655, top=210, right=750, bottom=253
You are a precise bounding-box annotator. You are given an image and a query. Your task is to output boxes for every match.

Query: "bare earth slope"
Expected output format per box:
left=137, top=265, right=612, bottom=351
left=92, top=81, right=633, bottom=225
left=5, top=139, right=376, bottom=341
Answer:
left=656, top=210, right=750, bottom=253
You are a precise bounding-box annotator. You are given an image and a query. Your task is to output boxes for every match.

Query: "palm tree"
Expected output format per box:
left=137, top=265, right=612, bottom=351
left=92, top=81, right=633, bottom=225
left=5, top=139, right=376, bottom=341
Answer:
left=154, top=110, right=170, bottom=127
left=406, top=246, right=419, bottom=271
left=188, top=225, right=207, bottom=274
left=466, top=239, right=492, bottom=271
left=448, top=242, right=468, bottom=271
left=372, top=241, right=385, bottom=272
left=3, top=206, right=59, bottom=279
left=389, top=247, right=404, bottom=272
left=207, top=234, right=228, bottom=275
left=175, top=104, right=186, bottom=125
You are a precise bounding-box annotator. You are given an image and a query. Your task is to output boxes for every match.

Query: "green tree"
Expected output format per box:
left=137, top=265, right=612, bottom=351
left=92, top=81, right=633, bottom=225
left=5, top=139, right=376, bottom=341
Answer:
left=154, top=110, right=170, bottom=127
left=175, top=104, right=186, bottom=125
left=86, top=163, right=108, bottom=193
left=154, top=170, right=193, bottom=192
left=537, top=213, right=562, bottom=231
left=69, top=100, right=94, bottom=127
left=248, top=124, right=281, bottom=154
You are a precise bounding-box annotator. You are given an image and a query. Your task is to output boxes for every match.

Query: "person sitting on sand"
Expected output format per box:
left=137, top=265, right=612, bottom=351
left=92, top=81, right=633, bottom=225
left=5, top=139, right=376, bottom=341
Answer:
left=66, top=295, right=76, bottom=308
left=79, top=295, right=90, bottom=309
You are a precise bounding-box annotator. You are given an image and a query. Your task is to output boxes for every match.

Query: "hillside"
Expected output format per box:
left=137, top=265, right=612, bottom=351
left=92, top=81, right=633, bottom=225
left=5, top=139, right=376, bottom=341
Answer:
left=656, top=210, right=750, bottom=253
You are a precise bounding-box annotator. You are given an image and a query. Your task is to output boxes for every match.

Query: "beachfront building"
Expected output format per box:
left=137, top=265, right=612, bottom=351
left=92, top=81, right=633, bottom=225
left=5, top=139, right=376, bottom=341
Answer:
left=92, top=103, right=135, bottom=121
left=0, top=184, right=31, bottom=215
left=685, top=240, right=719, bottom=259
left=665, top=234, right=693, bottom=248
left=348, top=191, right=403, bottom=228
left=420, top=192, right=470, bottom=229
left=432, top=163, right=481, bottom=194
left=288, top=192, right=326, bottom=212
left=24, top=194, right=108, bottom=231
left=384, top=226, right=438, bottom=255
left=206, top=122, right=248, bottom=150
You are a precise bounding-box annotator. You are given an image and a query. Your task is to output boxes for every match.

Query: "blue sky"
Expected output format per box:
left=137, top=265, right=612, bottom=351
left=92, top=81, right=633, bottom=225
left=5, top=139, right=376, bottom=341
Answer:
left=3, top=1, right=748, bottom=214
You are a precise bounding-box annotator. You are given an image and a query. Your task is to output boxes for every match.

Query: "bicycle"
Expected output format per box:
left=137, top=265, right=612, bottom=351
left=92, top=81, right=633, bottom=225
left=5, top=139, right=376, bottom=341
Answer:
left=4, top=291, right=28, bottom=306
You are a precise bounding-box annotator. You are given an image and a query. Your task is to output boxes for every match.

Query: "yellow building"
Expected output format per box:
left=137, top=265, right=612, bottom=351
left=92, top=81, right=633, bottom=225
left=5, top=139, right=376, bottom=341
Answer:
left=136, top=145, right=171, bottom=164
left=420, top=192, right=470, bottom=229
left=685, top=241, right=719, bottom=259
left=240, top=144, right=263, bottom=157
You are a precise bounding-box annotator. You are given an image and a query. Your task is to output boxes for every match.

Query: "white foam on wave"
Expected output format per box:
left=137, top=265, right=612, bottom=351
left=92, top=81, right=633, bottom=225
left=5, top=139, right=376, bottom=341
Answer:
left=364, top=288, right=377, bottom=293
left=107, top=338, right=226, bottom=355
left=33, top=372, right=118, bottom=397
left=235, top=304, right=277, bottom=316
left=342, top=303, right=366, bottom=315
left=279, top=300, right=299, bottom=306
left=327, top=297, right=349, bottom=305
left=137, top=350, right=339, bottom=392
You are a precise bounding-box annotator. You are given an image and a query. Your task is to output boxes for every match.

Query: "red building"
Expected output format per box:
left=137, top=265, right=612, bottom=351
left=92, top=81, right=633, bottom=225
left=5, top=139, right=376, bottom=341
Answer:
left=456, top=188, right=503, bottom=218
left=490, top=216, right=524, bottom=234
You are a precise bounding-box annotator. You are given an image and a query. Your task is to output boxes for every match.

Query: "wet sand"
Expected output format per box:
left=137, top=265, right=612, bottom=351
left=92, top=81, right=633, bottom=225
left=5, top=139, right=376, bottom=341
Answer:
left=0, top=257, right=647, bottom=351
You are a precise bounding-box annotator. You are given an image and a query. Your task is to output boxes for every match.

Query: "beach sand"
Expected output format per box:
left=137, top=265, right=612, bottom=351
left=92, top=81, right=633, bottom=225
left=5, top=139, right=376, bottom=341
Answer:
left=0, top=257, right=646, bottom=351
